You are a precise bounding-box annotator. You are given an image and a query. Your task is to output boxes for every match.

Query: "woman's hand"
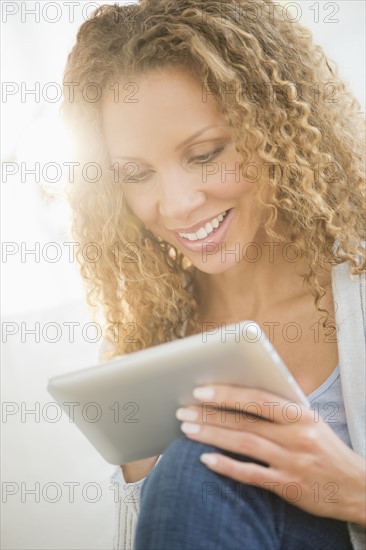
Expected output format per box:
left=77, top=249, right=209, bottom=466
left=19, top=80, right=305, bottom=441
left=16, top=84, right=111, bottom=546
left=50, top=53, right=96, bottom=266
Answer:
left=175, top=385, right=366, bottom=526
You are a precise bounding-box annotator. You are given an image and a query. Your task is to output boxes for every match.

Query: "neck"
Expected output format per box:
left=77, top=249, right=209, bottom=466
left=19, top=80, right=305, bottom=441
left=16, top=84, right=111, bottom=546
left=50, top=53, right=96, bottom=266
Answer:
left=193, top=231, right=332, bottom=323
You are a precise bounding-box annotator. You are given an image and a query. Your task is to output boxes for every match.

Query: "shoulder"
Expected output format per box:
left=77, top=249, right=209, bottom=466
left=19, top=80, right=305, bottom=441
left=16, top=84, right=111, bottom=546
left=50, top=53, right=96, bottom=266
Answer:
left=331, top=240, right=365, bottom=331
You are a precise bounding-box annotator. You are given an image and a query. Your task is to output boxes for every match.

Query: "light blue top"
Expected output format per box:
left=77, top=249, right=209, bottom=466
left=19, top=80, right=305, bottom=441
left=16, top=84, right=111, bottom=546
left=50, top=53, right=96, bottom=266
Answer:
left=307, top=364, right=352, bottom=449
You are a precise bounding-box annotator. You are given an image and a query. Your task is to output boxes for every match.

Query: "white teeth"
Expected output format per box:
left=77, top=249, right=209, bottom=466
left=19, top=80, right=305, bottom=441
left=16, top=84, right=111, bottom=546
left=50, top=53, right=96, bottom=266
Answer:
left=196, top=227, right=208, bottom=239
left=178, top=210, right=229, bottom=241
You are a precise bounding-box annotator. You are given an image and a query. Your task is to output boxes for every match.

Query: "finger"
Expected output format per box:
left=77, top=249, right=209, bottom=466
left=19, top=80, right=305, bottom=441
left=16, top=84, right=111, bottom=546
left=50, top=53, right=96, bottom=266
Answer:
left=193, top=385, right=311, bottom=425
left=199, top=452, right=283, bottom=488
left=191, top=403, right=321, bottom=451
left=181, top=422, right=287, bottom=468
left=178, top=404, right=291, bottom=446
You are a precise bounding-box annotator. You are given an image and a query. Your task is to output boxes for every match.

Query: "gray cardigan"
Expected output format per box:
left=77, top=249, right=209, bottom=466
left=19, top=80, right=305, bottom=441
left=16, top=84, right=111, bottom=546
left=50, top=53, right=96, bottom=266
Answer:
left=104, top=258, right=366, bottom=549
left=332, top=259, right=365, bottom=549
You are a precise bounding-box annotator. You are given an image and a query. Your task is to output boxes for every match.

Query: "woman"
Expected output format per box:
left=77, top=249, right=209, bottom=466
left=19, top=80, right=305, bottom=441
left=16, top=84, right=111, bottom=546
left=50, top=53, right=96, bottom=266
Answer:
left=61, top=0, right=365, bottom=548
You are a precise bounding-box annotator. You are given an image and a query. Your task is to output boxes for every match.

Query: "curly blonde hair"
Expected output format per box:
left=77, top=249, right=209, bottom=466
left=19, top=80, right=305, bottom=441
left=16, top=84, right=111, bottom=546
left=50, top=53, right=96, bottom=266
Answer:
left=61, top=0, right=365, bottom=361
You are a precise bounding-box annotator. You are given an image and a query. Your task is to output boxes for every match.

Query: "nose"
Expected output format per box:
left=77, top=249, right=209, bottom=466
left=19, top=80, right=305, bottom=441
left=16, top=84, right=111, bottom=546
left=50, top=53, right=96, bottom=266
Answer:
left=158, top=175, right=206, bottom=221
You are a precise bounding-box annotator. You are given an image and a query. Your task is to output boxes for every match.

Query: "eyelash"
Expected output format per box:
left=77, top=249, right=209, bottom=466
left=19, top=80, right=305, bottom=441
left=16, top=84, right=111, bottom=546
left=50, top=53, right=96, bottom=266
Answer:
left=190, top=145, right=226, bottom=164
left=123, top=145, right=226, bottom=183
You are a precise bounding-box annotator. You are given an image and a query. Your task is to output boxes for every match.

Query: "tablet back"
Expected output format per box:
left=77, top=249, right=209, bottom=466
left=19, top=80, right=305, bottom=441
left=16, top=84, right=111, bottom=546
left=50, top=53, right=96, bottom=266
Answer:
left=47, top=320, right=309, bottom=464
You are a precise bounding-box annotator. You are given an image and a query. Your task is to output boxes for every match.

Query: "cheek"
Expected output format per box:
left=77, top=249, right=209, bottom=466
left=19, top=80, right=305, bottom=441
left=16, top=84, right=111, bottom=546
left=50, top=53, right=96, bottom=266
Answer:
left=210, top=166, right=257, bottom=201
left=209, top=151, right=261, bottom=200
left=123, top=190, right=157, bottom=225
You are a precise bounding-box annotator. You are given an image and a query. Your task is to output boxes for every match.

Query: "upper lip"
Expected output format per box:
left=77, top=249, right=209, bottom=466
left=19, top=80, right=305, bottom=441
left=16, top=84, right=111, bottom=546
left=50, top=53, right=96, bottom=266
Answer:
left=170, top=209, right=230, bottom=233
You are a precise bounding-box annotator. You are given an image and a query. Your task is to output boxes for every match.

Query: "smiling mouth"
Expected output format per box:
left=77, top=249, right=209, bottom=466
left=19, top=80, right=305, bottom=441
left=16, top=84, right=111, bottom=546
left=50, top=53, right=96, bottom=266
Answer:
left=175, top=209, right=231, bottom=242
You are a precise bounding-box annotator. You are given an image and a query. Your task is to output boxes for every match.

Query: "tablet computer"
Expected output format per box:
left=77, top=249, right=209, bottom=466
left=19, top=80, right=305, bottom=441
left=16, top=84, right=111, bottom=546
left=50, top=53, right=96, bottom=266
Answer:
left=47, top=320, right=310, bottom=465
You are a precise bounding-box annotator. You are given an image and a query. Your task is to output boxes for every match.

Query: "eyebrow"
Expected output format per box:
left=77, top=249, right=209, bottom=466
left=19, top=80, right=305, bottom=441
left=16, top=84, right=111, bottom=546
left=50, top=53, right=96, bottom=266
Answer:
left=112, top=124, right=225, bottom=161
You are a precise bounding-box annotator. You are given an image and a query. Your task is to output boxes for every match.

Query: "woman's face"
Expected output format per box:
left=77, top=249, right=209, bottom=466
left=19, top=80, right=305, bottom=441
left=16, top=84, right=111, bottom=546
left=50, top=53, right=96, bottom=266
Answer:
left=101, top=68, right=269, bottom=274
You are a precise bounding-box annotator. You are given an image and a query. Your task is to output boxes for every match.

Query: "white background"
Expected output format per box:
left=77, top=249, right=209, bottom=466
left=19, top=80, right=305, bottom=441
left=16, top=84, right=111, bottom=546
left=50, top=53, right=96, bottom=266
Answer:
left=1, top=1, right=365, bottom=549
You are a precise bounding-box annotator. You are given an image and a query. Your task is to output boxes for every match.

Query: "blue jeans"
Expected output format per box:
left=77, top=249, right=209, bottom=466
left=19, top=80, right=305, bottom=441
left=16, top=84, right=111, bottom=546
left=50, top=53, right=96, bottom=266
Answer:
left=134, top=435, right=353, bottom=550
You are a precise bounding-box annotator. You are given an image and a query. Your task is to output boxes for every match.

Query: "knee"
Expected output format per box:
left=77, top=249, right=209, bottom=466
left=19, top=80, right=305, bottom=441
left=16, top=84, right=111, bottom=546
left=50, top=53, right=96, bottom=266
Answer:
left=157, top=433, right=217, bottom=468
left=140, top=435, right=281, bottom=512
left=141, top=434, right=218, bottom=499
left=137, top=435, right=280, bottom=550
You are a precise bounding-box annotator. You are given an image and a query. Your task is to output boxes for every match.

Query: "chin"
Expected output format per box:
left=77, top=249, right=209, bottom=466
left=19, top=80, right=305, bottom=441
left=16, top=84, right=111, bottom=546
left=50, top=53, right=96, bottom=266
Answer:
left=190, top=256, right=240, bottom=275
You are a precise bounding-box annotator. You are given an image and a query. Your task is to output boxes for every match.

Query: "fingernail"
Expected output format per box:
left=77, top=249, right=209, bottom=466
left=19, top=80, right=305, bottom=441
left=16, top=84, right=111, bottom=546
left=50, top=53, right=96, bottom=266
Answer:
left=200, top=453, right=218, bottom=466
left=176, top=408, right=198, bottom=421
left=181, top=422, right=201, bottom=434
left=193, top=386, right=215, bottom=400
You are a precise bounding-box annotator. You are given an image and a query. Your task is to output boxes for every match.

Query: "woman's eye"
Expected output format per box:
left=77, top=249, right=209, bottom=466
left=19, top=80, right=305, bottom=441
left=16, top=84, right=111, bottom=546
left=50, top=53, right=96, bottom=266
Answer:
left=132, top=171, right=152, bottom=182
left=118, top=145, right=226, bottom=184
left=191, top=145, right=225, bottom=164
left=121, top=169, right=153, bottom=184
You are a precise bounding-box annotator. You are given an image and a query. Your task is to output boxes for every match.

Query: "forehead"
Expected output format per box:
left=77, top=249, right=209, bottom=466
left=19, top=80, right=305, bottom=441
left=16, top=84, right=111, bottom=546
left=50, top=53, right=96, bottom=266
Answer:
left=101, top=68, right=226, bottom=152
